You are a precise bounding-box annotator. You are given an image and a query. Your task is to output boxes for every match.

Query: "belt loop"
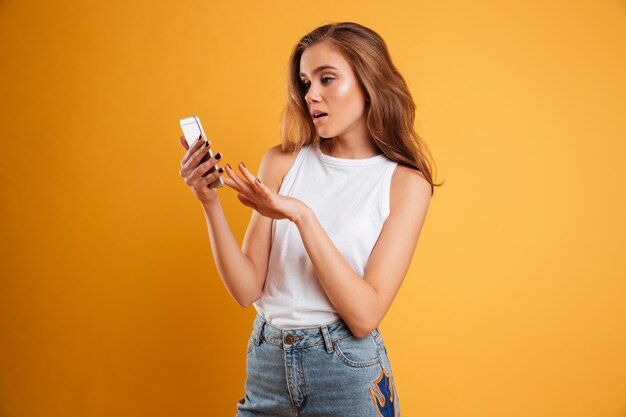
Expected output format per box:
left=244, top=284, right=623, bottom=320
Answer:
left=255, top=319, right=265, bottom=346
left=320, top=324, right=334, bottom=353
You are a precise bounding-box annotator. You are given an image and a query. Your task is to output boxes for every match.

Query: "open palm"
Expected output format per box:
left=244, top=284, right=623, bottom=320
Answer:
left=222, top=162, right=305, bottom=223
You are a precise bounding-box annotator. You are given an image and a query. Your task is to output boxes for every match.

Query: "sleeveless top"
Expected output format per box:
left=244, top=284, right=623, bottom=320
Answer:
left=252, top=140, right=398, bottom=329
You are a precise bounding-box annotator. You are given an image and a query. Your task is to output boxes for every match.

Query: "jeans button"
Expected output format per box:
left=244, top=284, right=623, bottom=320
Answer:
left=285, top=334, right=294, bottom=344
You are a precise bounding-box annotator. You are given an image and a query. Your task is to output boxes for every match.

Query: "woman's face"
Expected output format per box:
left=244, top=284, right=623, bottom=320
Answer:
left=299, top=41, right=368, bottom=139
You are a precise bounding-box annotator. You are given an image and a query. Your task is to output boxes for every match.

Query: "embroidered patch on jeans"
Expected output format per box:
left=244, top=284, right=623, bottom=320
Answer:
left=369, top=368, right=396, bottom=417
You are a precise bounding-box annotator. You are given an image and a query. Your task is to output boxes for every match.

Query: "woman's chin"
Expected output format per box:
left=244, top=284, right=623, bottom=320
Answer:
left=315, top=127, right=332, bottom=136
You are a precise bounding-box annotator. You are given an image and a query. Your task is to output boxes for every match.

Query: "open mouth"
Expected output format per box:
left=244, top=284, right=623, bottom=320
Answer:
left=313, top=113, right=328, bottom=123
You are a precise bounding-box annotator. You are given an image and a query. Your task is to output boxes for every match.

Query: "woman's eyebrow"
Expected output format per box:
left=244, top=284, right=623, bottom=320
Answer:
left=299, top=65, right=339, bottom=77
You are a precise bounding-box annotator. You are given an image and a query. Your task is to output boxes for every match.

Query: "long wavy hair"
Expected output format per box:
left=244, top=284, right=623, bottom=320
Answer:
left=280, top=22, right=442, bottom=195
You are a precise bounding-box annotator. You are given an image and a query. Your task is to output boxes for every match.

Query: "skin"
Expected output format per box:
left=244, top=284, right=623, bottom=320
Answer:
left=178, top=40, right=431, bottom=338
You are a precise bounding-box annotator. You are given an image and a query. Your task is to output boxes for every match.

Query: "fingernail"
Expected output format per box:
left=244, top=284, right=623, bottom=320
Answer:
left=240, top=162, right=246, bottom=168
left=255, top=178, right=261, bottom=183
left=226, top=163, right=231, bottom=170
left=204, top=141, right=209, bottom=147
left=215, top=153, right=222, bottom=160
left=218, top=168, right=224, bottom=174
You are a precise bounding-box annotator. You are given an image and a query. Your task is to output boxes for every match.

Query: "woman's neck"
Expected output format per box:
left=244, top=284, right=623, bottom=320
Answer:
left=320, top=137, right=381, bottom=159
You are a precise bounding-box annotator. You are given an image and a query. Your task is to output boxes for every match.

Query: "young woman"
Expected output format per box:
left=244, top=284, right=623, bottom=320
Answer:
left=178, top=21, right=440, bottom=417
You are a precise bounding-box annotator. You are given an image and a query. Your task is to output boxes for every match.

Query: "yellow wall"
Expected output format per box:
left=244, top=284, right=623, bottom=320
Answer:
left=1, top=0, right=625, bottom=416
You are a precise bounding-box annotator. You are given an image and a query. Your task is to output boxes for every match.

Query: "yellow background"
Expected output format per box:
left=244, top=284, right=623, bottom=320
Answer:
left=1, top=0, right=625, bottom=416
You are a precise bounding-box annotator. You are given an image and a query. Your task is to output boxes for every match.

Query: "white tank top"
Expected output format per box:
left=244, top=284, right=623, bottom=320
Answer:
left=253, top=140, right=398, bottom=329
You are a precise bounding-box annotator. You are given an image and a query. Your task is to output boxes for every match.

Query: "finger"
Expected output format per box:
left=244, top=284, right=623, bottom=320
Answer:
left=237, top=162, right=260, bottom=192
left=239, top=162, right=256, bottom=185
left=221, top=176, right=239, bottom=190
left=186, top=136, right=210, bottom=166
left=237, top=193, right=258, bottom=211
left=191, top=166, right=223, bottom=189
left=182, top=141, right=212, bottom=174
left=251, top=176, right=273, bottom=197
left=188, top=153, right=222, bottom=183
left=182, top=135, right=209, bottom=167
left=237, top=163, right=272, bottom=198
left=179, top=135, right=189, bottom=151
left=224, top=163, right=255, bottom=195
left=181, top=135, right=204, bottom=167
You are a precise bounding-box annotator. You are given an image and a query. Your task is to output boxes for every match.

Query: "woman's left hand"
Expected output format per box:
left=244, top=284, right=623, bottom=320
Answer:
left=222, top=162, right=308, bottom=223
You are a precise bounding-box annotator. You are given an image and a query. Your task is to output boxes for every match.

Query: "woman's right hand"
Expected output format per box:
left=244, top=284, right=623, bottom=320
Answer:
left=178, top=134, right=225, bottom=204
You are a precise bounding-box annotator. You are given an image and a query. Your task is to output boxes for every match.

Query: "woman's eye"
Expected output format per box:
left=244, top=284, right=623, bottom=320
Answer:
left=301, top=77, right=333, bottom=91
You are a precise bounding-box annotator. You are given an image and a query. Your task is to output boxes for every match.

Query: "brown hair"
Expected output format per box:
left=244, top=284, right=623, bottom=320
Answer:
left=280, top=22, right=443, bottom=195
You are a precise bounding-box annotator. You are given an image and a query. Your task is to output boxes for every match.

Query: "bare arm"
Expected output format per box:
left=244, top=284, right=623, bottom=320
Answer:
left=201, top=146, right=290, bottom=307
left=179, top=136, right=288, bottom=307
left=200, top=198, right=262, bottom=307
left=293, top=166, right=431, bottom=337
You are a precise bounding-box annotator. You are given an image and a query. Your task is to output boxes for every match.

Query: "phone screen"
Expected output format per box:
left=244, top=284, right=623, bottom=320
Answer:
left=180, top=116, right=203, bottom=147
left=179, top=115, right=223, bottom=188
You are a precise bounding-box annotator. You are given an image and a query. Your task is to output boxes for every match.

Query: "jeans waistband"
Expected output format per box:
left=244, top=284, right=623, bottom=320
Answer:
left=252, top=313, right=382, bottom=352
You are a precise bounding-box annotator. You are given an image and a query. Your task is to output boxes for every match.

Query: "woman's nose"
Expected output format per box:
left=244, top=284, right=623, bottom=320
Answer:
left=305, top=86, right=321, bottom=103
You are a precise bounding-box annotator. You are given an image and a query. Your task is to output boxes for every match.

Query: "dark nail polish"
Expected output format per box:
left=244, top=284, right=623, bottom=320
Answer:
left=204, top=141, right=209, bottom=147
left=226, top=163, right=231, bottom=170
left=215, top=153, right=222, bottom=160
left=241, top=162, right=246, bottom=168
left=218, top=168, right=224, bottom=173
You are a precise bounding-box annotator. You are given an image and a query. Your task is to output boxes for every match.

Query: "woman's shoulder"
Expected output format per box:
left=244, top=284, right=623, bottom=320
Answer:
left=264, top=143, right=301, bottom=160
left=392, top=164, right=427, bottom=184
left=389, top=164, right=431, bottom=211
left=258, top=143, right=301, bottom=193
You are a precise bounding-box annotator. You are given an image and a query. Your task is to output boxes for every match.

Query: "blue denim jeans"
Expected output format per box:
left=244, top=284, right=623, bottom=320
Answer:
left=235, top=313, right=401, bottom=417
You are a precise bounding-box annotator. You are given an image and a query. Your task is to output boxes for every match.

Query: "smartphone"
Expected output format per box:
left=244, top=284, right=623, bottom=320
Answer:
left=179, top=115, right=224, bottom=188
